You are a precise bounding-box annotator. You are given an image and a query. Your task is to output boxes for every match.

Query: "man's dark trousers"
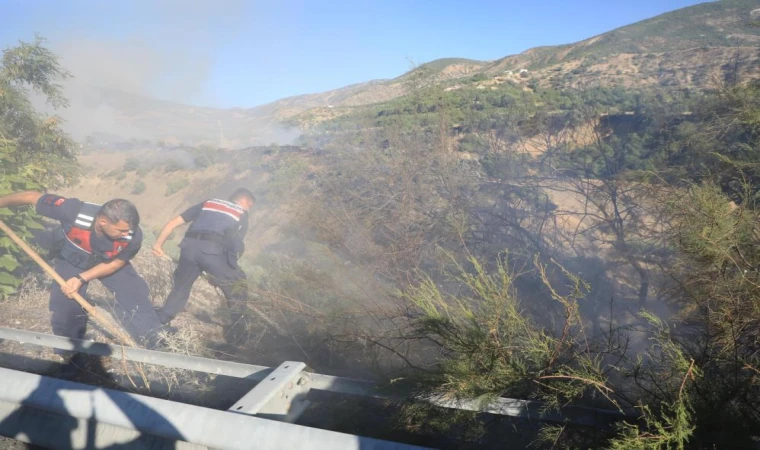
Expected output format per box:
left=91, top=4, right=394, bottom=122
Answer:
left=156, top=239, right=248, bottom=333
left=50, top=259, right=164, bottom=350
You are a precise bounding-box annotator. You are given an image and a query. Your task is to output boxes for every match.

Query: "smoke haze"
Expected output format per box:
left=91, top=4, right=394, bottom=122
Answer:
left=22, top=0, right=299, bottom=145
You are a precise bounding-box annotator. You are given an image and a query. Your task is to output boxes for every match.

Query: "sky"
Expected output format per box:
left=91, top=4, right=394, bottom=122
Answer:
left=1, top=0, right=709, bottom=109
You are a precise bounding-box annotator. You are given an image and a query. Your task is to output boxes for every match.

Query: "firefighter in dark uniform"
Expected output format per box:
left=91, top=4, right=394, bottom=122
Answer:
left=0, top=191, right=165, bottom=353
left=152, top=188, right=255, bottom=345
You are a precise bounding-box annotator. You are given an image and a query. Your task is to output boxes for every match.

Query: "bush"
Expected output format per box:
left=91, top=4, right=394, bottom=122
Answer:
left=163, top=159, right=184, bottom=173
left=123, top=157, right=140, bottom=172
left=131, top=180, right=146, bottom=195
left=191, top=145, right=219, bottom=169
left=269, top=157, right=309, bottom=196
left=399, top=254, right=699, bottom=449
left=165, top=178, right=189, bottom=196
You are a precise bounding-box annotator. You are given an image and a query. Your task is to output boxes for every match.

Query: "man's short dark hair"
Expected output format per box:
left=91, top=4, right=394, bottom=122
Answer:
left=98, top=199, right=140, bottom=229
left=229, top=188, right=255, bottom=204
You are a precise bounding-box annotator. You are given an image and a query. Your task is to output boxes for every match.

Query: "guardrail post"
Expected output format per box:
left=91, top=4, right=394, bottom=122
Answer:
left=228, top=361, right=312, bottom=423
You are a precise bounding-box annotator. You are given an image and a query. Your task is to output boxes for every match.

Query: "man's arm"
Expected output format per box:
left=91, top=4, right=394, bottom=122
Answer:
left=0, top=191, right=43, bottom=209
left=60, top=259, right=128, bottom=297
left=81, top=259, right=127, bottom=281
left=152, top=202, right=203, bottom=257
left=152, top=216, right=186, bottom=257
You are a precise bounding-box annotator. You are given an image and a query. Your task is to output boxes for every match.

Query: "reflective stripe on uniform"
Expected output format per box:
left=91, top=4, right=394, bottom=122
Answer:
left=201, top=199, right=244, bottom=222
left=59, top=201, right=135, bottom=268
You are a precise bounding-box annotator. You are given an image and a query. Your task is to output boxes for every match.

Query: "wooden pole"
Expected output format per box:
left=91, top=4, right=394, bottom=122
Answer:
left=0, top=219, right=138, bottom=348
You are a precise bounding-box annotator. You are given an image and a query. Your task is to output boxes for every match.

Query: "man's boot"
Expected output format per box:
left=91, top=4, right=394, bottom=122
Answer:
left=155, top=307, right=173, bottom=326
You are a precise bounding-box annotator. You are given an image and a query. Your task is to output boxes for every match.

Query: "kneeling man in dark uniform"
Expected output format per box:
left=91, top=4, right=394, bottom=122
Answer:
left=0, top=191, right=165, bottom=352
left=152, top=188, right=255, bottom=345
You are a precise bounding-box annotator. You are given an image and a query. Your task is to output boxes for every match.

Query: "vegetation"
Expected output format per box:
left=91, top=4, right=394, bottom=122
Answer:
left=285, top=56, right=760, bottom=447
left=421, top=58, right=483, bottom=70
left=131, top=180, right=146, bottom=195
left=162, top=158, right=185, bottom=173
left=300, top=82, right=696, bottom=148
left=165, top=178, right=189, bottom=196
left=189, top=144, right=220, bottom=168
left=0, top=37, right=77, bottom=298
left=123, top=157, right=140, bottom=172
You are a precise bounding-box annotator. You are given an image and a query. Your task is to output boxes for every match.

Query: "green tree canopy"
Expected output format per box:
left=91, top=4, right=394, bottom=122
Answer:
left=0, top=36, right=79, bottom=297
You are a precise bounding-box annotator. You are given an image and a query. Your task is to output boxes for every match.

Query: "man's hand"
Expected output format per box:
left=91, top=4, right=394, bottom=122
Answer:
left=61, top=276, right=84, bottom=298
left=153, top=216, right=186, bottom=259
left=152, top=244, right=166, bottom=258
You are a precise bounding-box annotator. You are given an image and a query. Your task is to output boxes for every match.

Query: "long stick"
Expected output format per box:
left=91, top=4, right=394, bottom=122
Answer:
left=0, top=219, right=137, bottom=348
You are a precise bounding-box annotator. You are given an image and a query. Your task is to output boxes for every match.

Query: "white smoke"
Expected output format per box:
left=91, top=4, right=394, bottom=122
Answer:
left=21, top=0, right=301, bottom=145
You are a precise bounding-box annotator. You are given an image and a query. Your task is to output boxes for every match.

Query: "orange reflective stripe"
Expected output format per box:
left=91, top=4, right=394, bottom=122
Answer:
left=65, top=227, right=93, bottom=254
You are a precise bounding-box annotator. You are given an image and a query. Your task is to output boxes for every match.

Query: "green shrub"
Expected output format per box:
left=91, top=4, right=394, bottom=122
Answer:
left=165, top=178, right=189, bottom=196
left=123, top=157, right=140, bottom=172
left=190, top=145, right=219, bottom=168
left=163, top=159, right=184, bottom=173
left=131, top=180, right=146, bottom=195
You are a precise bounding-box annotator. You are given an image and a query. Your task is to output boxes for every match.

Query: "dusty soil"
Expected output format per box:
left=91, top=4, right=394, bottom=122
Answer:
left=0, top=438, right=41, bottom=450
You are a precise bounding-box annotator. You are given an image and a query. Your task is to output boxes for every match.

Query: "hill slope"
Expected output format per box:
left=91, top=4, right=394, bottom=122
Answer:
left=56, top=0, right=760, bottom=146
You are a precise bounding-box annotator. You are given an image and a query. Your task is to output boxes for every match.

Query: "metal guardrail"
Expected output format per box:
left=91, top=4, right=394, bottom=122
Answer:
left=0, top=366, right=431, bottom=450
left=0, top=326, right=634, bottom=428
left=0, top=326, right=379, bottom=395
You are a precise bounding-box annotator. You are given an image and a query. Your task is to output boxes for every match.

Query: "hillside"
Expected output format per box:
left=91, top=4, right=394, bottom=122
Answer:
left=524, top=0, right=760, bottom=62
left=53, top=0, right=760, bottom=147
left=282, top=0, right=760, bottom=116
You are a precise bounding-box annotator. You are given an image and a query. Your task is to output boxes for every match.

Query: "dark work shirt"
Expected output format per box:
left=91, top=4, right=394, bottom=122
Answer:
left=179, top=202, right=204, bottom=222
left=179, top=200, right=249, bottom=254
left=36, top=194, right=143, bottom=262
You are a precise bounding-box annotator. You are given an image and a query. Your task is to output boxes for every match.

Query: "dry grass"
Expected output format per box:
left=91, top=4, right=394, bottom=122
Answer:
left=146, top=326, right=218, bottom=396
